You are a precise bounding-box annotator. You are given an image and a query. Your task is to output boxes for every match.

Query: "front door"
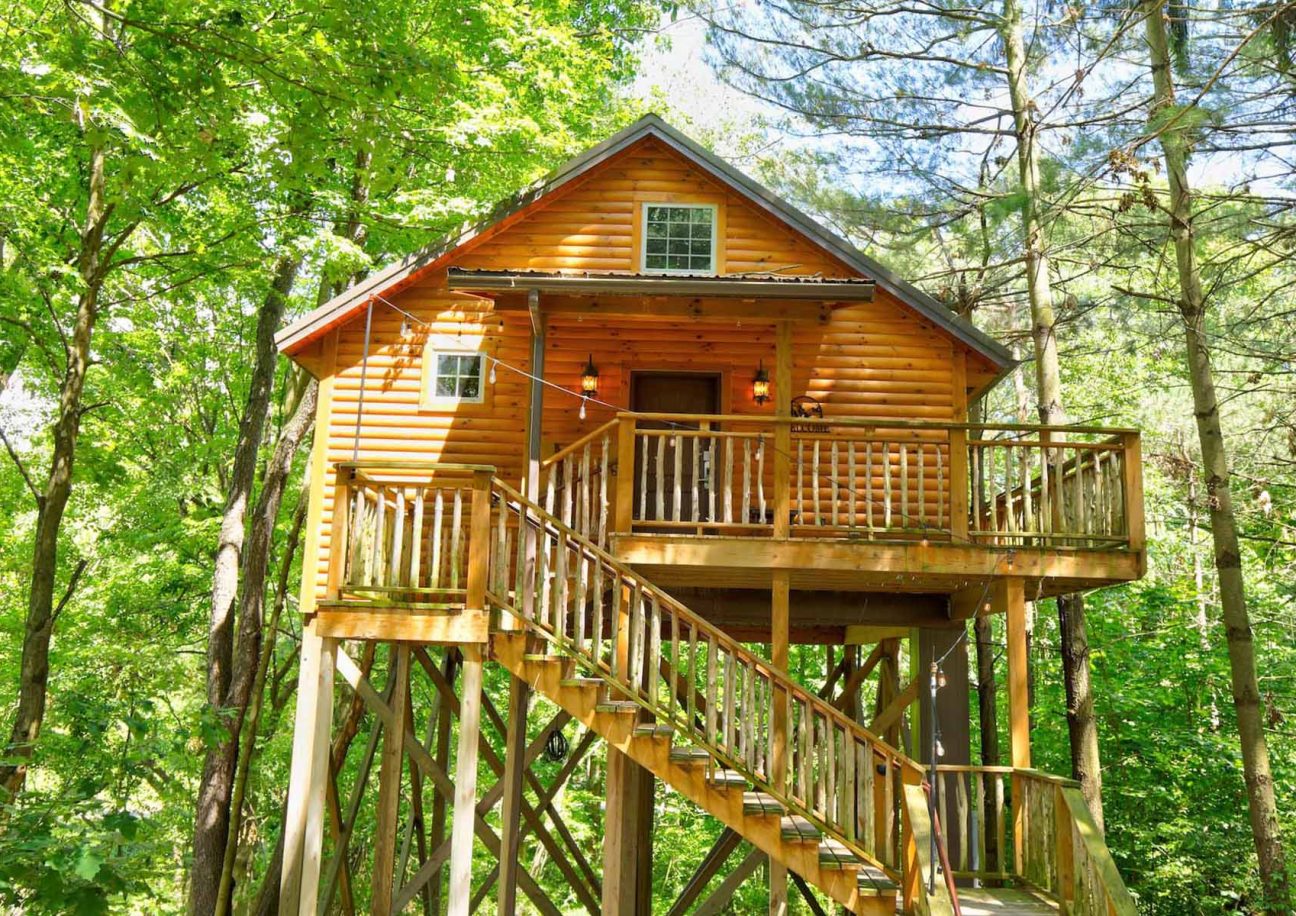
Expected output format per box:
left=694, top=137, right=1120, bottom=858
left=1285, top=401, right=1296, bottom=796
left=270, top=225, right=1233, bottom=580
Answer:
left=630, top=371, right=722, bottom=523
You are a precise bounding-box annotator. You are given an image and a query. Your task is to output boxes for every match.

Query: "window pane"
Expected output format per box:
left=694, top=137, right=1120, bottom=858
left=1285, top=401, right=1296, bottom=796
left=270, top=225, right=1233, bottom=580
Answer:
left=460, top=374, right=480, bottom=399
left=691, top=207, right=711, bottom=224
left=669, top=239, right=689, bottom=255
left=646, top=238, right=666, bottom=255
left=438, top=354, right=459, bottom=375
left=645, top=253, right=667, bottom=269
left=668, top=254, right=687, bottom=270
left=691, top=239, right=710, bottom=255
left=647, top=206, right=667, bottom=222
left=436, top=375, right=458, bottom=397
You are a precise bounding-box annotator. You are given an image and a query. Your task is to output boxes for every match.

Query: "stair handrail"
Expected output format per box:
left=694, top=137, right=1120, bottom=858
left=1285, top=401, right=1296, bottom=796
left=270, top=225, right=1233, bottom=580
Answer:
left=487, top=475, right=927, bottom=880
left=539, top=417, right=620, bottom=472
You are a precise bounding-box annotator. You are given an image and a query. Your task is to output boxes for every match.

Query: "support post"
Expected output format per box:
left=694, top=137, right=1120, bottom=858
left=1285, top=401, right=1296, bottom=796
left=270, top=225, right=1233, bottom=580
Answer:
left=279, top=622, right=337, bottom=916
left=774, top=321, right=792, bottom=538
left=447, top=645, right=485, bottom=916
left=370, top=644, right=410, bottom=916
left=602, top=746, right=639, bottom=914
left=769, top=569, right=790, bottom=914
left=1002, top=577, right=1030, bottom=878
left=615, top=415, right=636, bottom=535
left=497, top=677, right=532, bottom=913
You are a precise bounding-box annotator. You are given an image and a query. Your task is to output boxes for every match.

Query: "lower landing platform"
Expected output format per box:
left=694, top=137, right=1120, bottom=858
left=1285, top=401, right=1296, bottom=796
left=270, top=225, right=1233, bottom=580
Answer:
left=957, top=887, right=1059, bottom=915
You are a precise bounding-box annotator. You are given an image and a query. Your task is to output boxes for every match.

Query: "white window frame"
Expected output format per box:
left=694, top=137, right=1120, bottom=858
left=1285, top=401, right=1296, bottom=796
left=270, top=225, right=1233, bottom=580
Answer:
left=424, top=348, right=486, bottom=406
left=640, top=202, right=718, bottom=276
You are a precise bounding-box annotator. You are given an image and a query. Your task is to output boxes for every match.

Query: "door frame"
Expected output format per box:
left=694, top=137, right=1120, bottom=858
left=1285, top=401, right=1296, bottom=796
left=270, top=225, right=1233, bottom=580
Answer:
left=628, top=369, right=725, bottom=417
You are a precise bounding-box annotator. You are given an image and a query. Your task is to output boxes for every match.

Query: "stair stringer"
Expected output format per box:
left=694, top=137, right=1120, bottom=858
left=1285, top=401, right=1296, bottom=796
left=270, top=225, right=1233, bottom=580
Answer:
left=493, top=632, right=895, bottom=916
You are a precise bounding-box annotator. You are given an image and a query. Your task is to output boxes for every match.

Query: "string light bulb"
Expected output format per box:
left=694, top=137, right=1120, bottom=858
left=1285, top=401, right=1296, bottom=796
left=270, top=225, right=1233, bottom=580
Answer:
left=579, top=398, right=587, bottom=421
left=489, top=360, right=497, bottom=385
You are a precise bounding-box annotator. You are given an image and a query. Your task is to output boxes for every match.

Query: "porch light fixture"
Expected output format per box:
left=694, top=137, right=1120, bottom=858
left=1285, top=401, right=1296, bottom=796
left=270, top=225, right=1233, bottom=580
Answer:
left=580, top=354, right=599, bottom=398
left=752, top=360, right=771, bottom=405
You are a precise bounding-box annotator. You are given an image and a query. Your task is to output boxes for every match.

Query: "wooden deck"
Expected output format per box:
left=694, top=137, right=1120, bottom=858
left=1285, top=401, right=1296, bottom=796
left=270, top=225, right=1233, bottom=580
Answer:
left=957, top=887, right=1059, bottom=914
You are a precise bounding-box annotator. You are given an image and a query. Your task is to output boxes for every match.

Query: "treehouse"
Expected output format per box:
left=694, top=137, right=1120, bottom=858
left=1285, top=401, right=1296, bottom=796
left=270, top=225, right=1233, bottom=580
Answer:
left=274, top=116, right=1143, bottom=916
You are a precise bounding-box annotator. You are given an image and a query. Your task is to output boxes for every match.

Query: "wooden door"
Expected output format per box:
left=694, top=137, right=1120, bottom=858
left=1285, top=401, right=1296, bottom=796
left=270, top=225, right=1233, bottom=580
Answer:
left=630, top=372, right=721, bottom=523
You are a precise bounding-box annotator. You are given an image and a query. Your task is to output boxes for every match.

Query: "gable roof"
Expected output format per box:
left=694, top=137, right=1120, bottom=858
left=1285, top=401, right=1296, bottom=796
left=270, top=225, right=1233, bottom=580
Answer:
left=276, top=114, right=1014, bottom=375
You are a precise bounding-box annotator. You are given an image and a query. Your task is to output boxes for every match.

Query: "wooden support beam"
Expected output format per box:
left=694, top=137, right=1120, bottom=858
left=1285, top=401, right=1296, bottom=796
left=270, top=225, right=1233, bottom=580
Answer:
left=666, top=828, right=742, bottom=916
left=1002, top=579, right=1030, bottom=770
left=414, top=651, right=597, bottom=914
left=497, top=677, right=531, bottom=914
left=871, top=677, right=920, bottom=738
left=330, top=646, right=558, bottom=916
left=603, top=746, right=639, bottom=914
left=770, top=569, right=790, bottom=915
left=788, top=872, right=830, bottom=916
left=279, top=623, right=336, bottom=916
left=1002, top=577, right=1030, bottom=876
left=448, top=645, right=484, bottom=916
left=371, top=644, right=410, bottom=916
left=430, top=650, right=458, bottom=914
left=769, top=861, right=789, bottom=916
left=467, top=728, right=599, bottom=912
left=695, top=847, right=765, bottom=916
left=773, top=322, right=792, bottom=539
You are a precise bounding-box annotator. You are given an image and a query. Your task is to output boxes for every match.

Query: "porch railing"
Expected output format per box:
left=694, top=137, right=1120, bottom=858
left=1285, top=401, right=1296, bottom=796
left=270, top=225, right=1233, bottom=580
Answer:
left=540, top=414, right=1143, bottom=552
left=934, top=765, right=1137, bottom=916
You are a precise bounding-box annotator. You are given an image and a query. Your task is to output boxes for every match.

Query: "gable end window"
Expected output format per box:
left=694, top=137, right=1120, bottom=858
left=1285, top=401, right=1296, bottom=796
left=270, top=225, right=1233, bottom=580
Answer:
left=642, top=204, right=716, bottom=274
left=429, top=351, right=485, bottom=403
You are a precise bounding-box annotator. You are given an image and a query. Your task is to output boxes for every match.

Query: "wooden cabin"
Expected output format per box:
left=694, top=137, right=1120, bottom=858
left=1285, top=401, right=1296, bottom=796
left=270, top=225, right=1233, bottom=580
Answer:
left=274, top=116, right=1143, bottom=916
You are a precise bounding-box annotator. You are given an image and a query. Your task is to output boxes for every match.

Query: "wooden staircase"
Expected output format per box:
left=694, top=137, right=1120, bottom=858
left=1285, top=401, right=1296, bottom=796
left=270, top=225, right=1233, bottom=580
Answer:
left=494, top=634, right=900, bottom=913
left=482, top=476, right=948, bottom=915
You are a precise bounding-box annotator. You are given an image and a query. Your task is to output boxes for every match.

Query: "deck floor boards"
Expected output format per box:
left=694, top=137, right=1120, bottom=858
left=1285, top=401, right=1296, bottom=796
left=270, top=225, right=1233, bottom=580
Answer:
left=953, top=887, right=1058, bottom=915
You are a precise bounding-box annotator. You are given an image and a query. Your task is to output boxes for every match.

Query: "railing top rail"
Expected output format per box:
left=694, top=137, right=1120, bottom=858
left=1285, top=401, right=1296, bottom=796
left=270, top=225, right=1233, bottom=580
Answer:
left=616, top=411, right=1139, bottom=437
left=539, top=418, right=619, bottom=469
left=337, top=460, right=495, bottom=473
left=490, top=474, right=918, bottom=771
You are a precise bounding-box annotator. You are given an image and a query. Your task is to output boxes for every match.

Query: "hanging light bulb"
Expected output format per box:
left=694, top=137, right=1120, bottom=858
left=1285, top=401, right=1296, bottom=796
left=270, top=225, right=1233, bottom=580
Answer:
left=489, top=360, right=497, bottom=385
left=579, top=398, right=587, bottom=420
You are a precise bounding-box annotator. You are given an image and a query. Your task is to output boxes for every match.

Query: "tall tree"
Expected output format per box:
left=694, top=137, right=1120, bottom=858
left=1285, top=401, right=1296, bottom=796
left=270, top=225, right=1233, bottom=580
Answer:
left=1139, top=1, right=1291, bottom=905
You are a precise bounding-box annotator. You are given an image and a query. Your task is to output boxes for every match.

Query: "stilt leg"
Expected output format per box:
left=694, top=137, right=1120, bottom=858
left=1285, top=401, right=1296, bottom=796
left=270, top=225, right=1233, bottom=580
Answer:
left=280, top=622, right=336, bottom=915
left=498, top=675, right=532, bottom=913
left=448, top=645, right=485, bottom=916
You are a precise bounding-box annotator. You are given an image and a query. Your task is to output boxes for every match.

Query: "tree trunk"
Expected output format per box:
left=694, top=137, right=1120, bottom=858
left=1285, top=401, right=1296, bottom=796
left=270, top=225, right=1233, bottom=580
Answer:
left=215, top=477, right=311, bottom=914
left=1000, top=0, right=1104, bottom=824
left=188, top=310, right=309, bottom=916
left=0, top=128, right=110, bottom=803
left=1143, top=4, right=1291, bottom=905
left=1058, top=595, right=1103, bottom=832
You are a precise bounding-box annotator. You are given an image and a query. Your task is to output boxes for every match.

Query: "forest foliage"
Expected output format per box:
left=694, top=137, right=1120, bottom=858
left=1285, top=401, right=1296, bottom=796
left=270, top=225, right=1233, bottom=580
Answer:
left=0, top=0, right=1293, bottom=913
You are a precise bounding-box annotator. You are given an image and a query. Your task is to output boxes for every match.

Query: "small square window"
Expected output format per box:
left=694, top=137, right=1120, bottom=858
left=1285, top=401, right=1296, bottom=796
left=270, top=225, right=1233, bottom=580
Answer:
left=429, top=351, right=484, bottom=403
left=643, top=204, right=715, bottom=274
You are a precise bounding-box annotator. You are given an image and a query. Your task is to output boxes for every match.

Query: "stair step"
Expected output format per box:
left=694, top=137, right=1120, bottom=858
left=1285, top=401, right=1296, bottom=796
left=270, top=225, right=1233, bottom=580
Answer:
left=742, top=792, right=785, bottom=817
left=668, top=746, right=712, bottom=765
left=817, top=839, right=861, bottom=870
left=856, top=865, right=899, bottom=896
left=595, top=700, right=639, bottom=714
left=633, top=723, right=676, bottom=738
left=559, top=677, right=603, bottom=689
left=780, top=815, right=820, bottom=842
left=709, top=769, right=747, bottom=789
left=523, top=653, right=563, bottom=663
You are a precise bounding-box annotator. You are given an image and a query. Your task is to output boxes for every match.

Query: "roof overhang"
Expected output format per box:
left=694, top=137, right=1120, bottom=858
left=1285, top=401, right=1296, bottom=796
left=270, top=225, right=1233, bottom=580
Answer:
left=275, top=114, right=1015, bottom=388
left=447, top=268, right=876, bottom=301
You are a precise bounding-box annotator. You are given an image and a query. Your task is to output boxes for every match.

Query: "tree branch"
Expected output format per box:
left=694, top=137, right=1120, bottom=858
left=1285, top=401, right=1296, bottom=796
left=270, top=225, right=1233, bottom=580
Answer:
left=0, top=428, right=43, bottom=504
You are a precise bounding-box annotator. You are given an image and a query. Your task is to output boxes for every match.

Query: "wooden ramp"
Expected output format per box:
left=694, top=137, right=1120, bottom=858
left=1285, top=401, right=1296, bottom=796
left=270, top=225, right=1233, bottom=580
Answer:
left=957, top=887, right=1059, bottom=915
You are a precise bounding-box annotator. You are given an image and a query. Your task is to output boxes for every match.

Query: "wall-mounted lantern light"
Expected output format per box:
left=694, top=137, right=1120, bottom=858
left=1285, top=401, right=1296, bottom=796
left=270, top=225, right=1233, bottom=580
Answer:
left=581, top=354, right=600, bottom=398
left=752, top=360, right=771, bottom=406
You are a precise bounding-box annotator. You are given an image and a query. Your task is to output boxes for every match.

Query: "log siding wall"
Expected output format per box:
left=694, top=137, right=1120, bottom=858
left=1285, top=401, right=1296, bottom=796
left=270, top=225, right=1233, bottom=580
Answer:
left=300, top=138, right=975, bottom=609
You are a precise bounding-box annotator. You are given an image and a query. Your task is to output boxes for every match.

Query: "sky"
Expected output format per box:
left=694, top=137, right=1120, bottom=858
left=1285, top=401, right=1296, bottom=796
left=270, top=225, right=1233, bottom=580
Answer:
left=628, top=8, right=1292, bottom=201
